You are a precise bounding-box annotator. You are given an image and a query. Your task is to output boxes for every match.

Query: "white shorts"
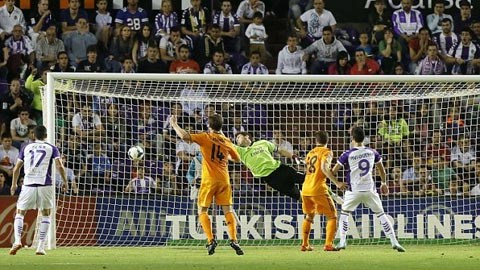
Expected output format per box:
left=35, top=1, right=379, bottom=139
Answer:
left=341, top=190, right=385, bottom=213
left=17, top=185, right=54, bottom=210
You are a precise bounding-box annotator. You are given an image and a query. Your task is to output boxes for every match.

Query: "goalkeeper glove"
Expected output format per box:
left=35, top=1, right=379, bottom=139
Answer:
left=292, top=155, right=305, bottom=165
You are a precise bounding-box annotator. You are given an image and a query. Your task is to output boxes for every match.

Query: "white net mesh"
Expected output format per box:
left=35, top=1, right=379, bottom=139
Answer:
left=44, top=74, right=480, bottom=246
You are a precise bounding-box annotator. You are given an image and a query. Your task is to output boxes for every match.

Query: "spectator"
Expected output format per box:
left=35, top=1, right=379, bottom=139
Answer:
left=175, top=123, right=200, bottom=181
left=356, top=32, right=373, bottom=57
left=368, top=0, right=392, bottom=45
left=296, top=0, right=336, bottom=46
left=0, top=41, right=7, bottom=79
left=0, top=0, right=26, bottom=40
left=431, top=156, right=460, bottom=195
left=27, top=0, right=55, bottom=49
left=50, top=51, right=76, bottom=72
left=445, top=27, right=480, bottom=75
left=115, top=0, right=149, bottom=34
left=408, top=27, right=433, bottom=74
left=71, top=102, right=104, bottom=143
left=94, top=0, right=113, bottom=49
left=197, top=24, right=225, bottom=68
left=432, top=18, right=458, bottom=73
left=328, top=50, right=351, bottom=75
left=181, top=0, right=210, bottom=47
left=241, top=51, right=268, bottom=74
left=10, top=108, right=36, bottom=149
left=453, top=0, right=472, bottom=34
left=137, top=45, right=168, bottom=73
left=237, top=0, right=265, bottom=24
left=180, top=83, right=208, bottom=116
left=392, top=0, right=424, bottom=53
left=271, top=129, right=294, bottom=164
left=59, top=0, right=89, bottom=38
left=416, top=166, right=440, bottom=196
left=77, top=45, right=106, bottom=72
left=154, top=0, right=179, bottom=39
left=169, top=44, right=200, bottom=74
left=110, top=25, right=134, bottom=62
left=393, top=62, right=408, bottom=74
left=132, top=24, right=155, bottom=66
left=0, top=79, right=32, bottom=135
left=378, top=28, right=402, bottom=74
left=400, top=156, right=422, bottom=193
left=426, top=130, right=450, bottom=165
left=203, top=50, right=233, bottom=74
left=159, top=26, right=187, bottom=64
left=350, top=48, right=381, bottom=75
left=471, top=20, right=480, bottom=45
left=157, top=161, right=177, bottom=195
left=274, top=34, right=305, bottom=75
left=289, top=0, right=313, bottom=30
left=36, top=25, right=65, bottom=69
left=245, top=12, right=269, bottom=62
left=0, top=133, right=19, bottom=178
left=0, top=171, right=10, bottom=195
left=121, top=57, right=135, bottom=74
left=450, top=136, right=476, bottom=192
left=213, top=0, right=241, bottom=54
left=103, top=103, right=128, bottom=156
left=161, top=102, right=194, bottom=158
left=25, top=68, right=49, bottom=124
left=125, top=167, right=157, bottom=194
left=303, top=26, right=347, bottom=74
left=81, top=143, right=112, bottom=193
left=19, top=124, right=36, bottom=150
left=5, top=25, right=35, bottom=80
left=64, top=17, right=97, bottom=67
left=387, top=167, right=402, bottom=194
left=426, top=0, right=453, bottom=35
left=415, top=43, right=445, bottom=75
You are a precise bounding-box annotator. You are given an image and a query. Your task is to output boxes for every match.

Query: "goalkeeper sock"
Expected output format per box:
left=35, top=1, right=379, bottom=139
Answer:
left=339, top=212, right=349, bottom=246
left=14, top=214, right=24, bottom=245
left=378, top=213, right=398, bottom=246
left=302, top=218, right=313, bottom=247
left=38, top=216, right=51, bottom=247
left=325, top=218, right=337, bottom=246
left=199, top=213, right=214, bottom=242
left=224, top=212, right=237, bottom=242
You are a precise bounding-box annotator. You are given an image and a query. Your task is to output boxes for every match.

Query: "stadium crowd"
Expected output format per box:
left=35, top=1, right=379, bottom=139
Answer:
left=0, top=0, right=480, bottom=198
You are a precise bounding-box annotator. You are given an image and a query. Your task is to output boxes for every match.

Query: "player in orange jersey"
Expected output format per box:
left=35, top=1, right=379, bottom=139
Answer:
left=301, top=131, right=347, bottom=252
left=169, top=114, right=243, bottom=256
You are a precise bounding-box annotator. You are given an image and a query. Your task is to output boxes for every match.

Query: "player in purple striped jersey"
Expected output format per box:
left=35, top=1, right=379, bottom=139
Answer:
left=9, top=125, right=68, bottom=256
left=332, top=127, right=405, bottom=252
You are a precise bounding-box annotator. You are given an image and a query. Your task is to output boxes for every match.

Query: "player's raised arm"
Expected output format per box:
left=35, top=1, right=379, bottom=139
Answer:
left=10, top=160, right=24, bottom=196
left=55, top=158, right=69, bottom=193
left=169, top=115, right=192, bottom=142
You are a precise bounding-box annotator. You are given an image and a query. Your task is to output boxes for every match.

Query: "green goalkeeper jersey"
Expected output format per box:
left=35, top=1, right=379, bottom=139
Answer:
left=235, top=140, right=281, bottom=178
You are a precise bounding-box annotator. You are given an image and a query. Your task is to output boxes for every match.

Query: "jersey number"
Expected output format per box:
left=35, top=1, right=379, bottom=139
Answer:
left=307, top=155, right=317, bottom=174
left=358, top=159, right=370, bottom=177
left=29, top=149, right=47, bottom=168
left=211, top=144, right=225, bottom=161
left=126, top=18, right=142, bottom=31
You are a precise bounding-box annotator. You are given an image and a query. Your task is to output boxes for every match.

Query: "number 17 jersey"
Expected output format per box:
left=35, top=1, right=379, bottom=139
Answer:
left=19, top=140, right=61, bottom=186
left=337, top=146, right=382, bottom=192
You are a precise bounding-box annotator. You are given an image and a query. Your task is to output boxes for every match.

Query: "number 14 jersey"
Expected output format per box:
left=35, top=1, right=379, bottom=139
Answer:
left=337, top=146, right=382, bottom=192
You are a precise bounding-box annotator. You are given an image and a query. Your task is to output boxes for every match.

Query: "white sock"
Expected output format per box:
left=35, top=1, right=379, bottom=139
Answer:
left=339, top=212, right=349, bottom=245
left=38, top=216, right=51, bottom=249
left=378, top=213, right=398, bottom=246
left=14, top=214, right=24, bottom=245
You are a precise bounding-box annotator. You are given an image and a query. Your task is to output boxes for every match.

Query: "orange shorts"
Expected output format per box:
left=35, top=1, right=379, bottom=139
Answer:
left=197, top=181, right=232, bottom=207
left=302, top=194, right=337, bottom=219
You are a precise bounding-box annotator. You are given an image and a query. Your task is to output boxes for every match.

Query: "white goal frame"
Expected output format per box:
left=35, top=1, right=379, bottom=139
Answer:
left=44, top=73, right=480, bottom=249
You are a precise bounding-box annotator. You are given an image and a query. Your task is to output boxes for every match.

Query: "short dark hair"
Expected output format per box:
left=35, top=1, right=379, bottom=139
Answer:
left=253, top=11, right=263, bottom=20
left=86, top=45, right=97, bottom=54
left=34, top=125, right=48, bottom=140
left=322, top=25, right=333, bottom=33
left=351, top=126, right=365, bottom=143
left=434, top=0, right=445, bottom=6
left=441, top=17, right=452, bottom=24
left=1, top=133, right=12, bottom=140
left=459, top=0, right=471, bottom=8
left=314, top=131, right=328, bottom=145
left=178, top=44, right=190, bottom=52
left=208, top=114, right=223, bottom=131
left=57, top=51, right=68, bottom=59
left=170, top=25, right=181, bottom=33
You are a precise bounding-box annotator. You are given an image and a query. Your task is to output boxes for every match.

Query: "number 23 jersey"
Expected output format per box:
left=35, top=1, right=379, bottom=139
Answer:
left=190, top=132, right=239, bottom=184
left=337, top=146, right=382, bottom=192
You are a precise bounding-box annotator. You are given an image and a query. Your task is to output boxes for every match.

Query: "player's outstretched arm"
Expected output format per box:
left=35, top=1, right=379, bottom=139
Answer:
left=169, top=115, right=191, bottom=142
left=376, top=161, right=388, bottom=195
left=11, top=161, right=24, bottom=196
left=322, top=154, right=347, bottom=190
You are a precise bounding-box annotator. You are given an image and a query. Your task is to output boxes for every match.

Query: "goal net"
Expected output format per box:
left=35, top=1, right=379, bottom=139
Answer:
left=43, top=73, right=480, bottom=247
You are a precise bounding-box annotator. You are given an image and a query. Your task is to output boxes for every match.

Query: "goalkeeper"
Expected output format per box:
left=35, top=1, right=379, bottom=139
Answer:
left=234, top=132, right=304, bottom=201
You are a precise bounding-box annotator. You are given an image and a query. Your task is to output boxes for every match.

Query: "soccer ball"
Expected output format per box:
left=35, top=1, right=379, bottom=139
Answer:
left=128, top=146, right=144, bottom=160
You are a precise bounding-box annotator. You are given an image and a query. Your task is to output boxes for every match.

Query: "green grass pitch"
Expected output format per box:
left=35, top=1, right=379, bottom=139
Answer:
left=1, top=245, right=479, bottom=270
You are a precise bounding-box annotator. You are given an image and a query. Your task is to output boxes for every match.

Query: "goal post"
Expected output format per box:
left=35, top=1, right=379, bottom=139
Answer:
left=42, top=73, right=480, bottom=248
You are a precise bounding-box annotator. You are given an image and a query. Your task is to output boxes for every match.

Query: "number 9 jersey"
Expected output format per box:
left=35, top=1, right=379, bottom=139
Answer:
left=336, top=146, right=382, bottom=192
